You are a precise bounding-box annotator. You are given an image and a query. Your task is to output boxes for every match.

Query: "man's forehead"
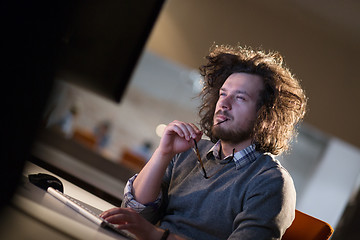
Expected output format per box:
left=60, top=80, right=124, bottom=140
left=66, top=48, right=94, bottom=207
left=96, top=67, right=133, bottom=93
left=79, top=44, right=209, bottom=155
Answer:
left=221, top=73, right=264, bottom=94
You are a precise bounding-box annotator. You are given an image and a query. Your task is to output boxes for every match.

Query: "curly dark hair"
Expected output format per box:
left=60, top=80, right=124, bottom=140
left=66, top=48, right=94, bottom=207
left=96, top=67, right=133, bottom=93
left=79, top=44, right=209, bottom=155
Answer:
left=199, top=44, right=307, bottom=155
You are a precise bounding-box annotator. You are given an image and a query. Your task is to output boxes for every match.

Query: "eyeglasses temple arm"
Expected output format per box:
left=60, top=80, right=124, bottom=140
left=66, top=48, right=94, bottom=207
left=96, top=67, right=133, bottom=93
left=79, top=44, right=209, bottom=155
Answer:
left=193, top=139, right=208, bottom=178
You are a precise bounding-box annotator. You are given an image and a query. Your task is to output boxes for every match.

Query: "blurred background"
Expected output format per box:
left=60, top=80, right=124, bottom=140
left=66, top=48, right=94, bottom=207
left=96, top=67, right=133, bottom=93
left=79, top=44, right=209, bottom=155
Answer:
left=12, top=0, right=360, bottom=239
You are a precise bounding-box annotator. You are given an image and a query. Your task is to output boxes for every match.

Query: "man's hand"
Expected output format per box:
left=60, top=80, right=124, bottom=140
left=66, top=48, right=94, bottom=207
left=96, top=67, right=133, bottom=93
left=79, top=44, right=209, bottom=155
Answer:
left=158, top=120, right=202, bottom=158
left=100, top=207, right=160, bottom=240
left=100, top=208, right=187, bottom=240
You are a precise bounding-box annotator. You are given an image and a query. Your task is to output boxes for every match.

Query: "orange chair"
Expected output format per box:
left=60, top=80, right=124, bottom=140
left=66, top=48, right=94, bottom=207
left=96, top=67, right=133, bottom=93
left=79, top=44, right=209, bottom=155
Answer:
left=282, top=210, right=334, bottom=240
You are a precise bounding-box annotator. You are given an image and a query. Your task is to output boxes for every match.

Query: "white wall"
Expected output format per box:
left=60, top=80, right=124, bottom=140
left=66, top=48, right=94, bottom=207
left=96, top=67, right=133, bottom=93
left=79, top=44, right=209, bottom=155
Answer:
left=297, top=138, right=360, bottom=229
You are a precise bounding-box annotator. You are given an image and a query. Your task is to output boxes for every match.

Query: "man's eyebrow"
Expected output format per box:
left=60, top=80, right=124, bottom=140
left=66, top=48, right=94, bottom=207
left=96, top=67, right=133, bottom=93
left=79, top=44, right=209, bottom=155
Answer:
left=235, top=90, right=251, bottom=96
left=220, top=87, right=251, bottom=97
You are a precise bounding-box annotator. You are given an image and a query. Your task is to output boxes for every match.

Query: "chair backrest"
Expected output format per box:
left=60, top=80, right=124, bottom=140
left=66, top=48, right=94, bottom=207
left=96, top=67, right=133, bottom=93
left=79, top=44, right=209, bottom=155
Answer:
left=282, top=210, right=334, bottom=240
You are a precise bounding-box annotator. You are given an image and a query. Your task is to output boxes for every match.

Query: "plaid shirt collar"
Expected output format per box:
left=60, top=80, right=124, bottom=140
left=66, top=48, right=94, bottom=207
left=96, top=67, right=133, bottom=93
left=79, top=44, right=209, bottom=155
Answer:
left=206, top=140, right=261, bottom=170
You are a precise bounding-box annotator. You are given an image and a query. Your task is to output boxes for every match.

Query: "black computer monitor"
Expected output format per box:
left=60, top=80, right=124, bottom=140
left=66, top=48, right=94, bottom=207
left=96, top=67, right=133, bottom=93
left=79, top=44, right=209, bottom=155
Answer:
left=1, top=0, right=165, bottom=209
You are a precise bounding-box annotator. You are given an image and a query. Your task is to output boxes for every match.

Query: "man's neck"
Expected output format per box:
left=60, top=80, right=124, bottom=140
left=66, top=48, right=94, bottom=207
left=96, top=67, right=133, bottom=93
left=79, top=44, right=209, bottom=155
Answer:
left=220, top=139, right=253, bottom=158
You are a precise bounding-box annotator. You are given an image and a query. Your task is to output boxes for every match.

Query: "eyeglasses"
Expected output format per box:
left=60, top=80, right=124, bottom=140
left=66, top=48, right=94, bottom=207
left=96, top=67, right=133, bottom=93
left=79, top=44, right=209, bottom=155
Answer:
left=193, top=139, right=234, bottom=179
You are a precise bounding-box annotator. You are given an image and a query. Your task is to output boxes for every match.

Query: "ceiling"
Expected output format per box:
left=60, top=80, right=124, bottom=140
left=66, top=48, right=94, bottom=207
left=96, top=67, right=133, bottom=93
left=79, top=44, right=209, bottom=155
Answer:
left=145, top=0, right=360, bottom=149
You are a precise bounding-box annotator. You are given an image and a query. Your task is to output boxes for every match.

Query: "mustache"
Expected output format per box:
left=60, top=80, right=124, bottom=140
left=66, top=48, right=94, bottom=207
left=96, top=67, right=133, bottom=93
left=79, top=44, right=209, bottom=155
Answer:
left=215, top=110, right=232, bottom=119
left=213, top=110, right=232, bottom=126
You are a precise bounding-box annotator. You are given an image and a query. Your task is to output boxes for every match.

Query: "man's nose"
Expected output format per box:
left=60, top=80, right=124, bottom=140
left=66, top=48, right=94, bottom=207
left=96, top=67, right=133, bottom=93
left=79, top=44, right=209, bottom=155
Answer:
left=220, top=95, right=232, bottom=110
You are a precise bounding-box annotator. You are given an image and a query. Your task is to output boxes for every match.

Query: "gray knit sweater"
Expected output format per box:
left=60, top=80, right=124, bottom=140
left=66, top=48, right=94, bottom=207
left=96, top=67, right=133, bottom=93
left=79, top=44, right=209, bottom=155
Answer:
left=123, top=139, right=296, bottom=240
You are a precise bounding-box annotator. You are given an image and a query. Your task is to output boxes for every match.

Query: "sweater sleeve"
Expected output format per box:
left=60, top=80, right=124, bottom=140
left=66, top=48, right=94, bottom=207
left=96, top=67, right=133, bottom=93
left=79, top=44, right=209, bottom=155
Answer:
left=228, top=166, right=296, bottom=240
left=121, top=157, right=174, bottom=224
left=121, top=174, right=163, bottom=223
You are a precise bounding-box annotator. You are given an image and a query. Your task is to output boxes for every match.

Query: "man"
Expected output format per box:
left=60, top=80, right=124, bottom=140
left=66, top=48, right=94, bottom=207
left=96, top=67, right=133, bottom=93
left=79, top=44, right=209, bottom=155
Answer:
left=100, top=44, right=307, bottom=240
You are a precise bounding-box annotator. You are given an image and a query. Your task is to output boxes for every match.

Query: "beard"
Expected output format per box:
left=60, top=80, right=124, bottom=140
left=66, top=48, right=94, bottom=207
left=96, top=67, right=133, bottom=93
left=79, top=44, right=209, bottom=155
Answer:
left=211, top=121, right=254, bottom=144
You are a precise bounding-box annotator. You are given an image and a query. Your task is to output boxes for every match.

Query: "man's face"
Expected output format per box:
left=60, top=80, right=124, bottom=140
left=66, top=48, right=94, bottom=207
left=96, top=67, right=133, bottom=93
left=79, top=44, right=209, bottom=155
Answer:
left=212, top=72, right=264, bottom=144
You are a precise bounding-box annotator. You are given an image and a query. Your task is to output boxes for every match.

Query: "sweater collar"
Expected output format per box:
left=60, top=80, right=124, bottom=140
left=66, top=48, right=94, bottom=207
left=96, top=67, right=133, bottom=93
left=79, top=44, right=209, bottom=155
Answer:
left=206, top=140, right=261, bottom=170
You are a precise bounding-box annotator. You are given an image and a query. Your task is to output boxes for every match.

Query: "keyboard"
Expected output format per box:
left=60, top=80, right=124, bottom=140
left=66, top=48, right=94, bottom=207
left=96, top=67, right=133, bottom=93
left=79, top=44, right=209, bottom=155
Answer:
left=47, top=187, right=136, bottom=239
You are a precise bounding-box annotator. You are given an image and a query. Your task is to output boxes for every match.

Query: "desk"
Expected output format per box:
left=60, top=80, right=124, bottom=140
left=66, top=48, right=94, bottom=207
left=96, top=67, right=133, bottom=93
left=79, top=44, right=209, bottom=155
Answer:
left=0, top=162, right=132, bottom=240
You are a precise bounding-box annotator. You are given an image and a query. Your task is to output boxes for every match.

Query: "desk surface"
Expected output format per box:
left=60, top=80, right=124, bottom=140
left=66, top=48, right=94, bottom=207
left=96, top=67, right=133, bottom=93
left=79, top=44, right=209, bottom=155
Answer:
left=0, top=162, right=132, bottom=240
